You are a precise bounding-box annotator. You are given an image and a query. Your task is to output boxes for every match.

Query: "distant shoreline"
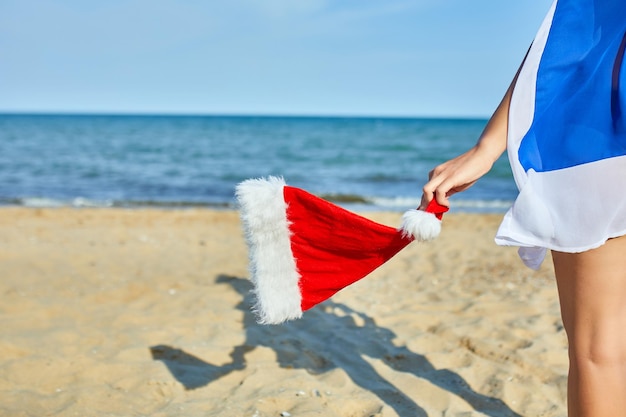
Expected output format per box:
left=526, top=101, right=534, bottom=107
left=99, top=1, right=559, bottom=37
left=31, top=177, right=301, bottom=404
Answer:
left=0, top=196, right=513, bottom=213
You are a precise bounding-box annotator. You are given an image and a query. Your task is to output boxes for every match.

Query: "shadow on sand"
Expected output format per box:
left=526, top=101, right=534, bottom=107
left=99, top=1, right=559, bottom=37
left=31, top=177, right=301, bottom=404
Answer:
left=150, top=274, right=522, bottom=417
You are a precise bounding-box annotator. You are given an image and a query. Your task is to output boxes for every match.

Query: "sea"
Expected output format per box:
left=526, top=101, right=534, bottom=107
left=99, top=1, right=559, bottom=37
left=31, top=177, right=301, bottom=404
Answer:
left=0, top=114, right=518, bottom=213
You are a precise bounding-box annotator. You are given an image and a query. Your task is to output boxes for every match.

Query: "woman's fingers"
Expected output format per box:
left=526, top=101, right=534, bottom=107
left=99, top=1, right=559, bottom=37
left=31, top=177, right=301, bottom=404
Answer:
left=421, top=166, right=448, bottom=208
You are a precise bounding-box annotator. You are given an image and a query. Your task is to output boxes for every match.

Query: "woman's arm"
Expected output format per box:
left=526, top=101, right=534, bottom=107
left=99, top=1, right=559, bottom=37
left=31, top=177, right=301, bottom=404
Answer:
left=420, top=60, right=525, bottom=208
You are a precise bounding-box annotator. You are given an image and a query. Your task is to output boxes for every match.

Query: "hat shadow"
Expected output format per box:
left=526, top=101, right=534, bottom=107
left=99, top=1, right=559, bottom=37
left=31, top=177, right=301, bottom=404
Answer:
left=150, top=274, right=522, bottom=417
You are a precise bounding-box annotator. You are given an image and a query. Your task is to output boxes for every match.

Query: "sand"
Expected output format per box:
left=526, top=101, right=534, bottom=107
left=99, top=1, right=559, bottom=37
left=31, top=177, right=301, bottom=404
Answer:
left=0, top=208, right=567, bottom=417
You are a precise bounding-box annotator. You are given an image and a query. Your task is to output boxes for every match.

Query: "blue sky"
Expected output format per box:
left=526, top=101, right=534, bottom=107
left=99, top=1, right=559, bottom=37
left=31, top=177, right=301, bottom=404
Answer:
left=0, top=0, right=553, bottom=117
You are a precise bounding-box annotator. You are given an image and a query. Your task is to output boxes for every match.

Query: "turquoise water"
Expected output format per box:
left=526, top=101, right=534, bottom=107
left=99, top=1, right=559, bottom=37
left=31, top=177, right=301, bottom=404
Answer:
left=0, top=114, right=516, bottom=212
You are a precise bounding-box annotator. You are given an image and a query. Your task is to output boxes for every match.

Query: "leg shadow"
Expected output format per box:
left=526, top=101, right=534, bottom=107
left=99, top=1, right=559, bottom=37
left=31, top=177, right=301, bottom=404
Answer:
left=332, top=304, right=523, bottom=417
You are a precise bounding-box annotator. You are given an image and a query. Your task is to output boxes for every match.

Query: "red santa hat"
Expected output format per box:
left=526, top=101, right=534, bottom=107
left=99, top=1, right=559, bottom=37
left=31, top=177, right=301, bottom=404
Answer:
left=236, top=176, right=448, bottom=324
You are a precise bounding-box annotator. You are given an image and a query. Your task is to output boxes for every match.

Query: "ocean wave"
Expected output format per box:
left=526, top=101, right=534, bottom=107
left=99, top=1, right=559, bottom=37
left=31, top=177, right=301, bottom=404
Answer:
left=452, top=199, right=513, bottom=211
left=5, top=189, right=513, bottom=213
left=0, top=197, right=233, bottom=209
left=15, top=197, right=114, bottom=208
left=362, top=196, right=513, bottom=213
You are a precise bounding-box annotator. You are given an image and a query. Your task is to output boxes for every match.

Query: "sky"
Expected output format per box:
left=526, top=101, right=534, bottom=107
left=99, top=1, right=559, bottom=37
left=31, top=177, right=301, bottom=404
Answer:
left=0, top=0, right=554, bottom=118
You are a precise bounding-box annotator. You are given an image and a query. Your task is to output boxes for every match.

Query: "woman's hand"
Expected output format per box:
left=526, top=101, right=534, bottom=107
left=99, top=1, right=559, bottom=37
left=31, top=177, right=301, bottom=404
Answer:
left=421, top=144, right=502, bottom=208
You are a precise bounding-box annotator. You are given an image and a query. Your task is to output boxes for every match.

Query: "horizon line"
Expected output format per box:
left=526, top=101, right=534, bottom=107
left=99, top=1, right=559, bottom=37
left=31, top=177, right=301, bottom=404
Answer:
left=0, top=110, right=490, bottom=121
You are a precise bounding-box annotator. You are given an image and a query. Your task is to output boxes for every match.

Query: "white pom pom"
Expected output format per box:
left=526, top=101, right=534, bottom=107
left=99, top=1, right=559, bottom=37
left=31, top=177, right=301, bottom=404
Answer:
left=399, top=209, right=441, bottom=242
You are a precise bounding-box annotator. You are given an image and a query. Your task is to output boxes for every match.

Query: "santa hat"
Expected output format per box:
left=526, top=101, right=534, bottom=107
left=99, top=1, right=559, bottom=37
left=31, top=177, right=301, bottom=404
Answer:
left=235, top=176, right=448, bottom=324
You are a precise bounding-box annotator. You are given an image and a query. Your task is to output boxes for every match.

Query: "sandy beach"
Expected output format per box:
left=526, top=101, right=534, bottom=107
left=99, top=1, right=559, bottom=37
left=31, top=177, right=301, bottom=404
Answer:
left=0, top=208, right=567, bottom=416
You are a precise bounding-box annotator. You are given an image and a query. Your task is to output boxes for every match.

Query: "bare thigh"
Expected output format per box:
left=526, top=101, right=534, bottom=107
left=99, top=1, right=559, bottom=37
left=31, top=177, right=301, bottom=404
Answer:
left=552, top=235, right=626, bottom=361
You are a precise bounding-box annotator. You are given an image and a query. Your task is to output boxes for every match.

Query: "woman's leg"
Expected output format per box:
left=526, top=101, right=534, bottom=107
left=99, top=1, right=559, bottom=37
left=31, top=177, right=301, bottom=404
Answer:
left=552, top=235, right=626, bottom=417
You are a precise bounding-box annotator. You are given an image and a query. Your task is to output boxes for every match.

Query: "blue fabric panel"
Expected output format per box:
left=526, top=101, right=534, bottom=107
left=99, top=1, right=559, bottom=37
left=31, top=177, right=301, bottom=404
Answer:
left=518, top=0, right=626, bottom=172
